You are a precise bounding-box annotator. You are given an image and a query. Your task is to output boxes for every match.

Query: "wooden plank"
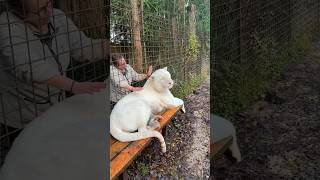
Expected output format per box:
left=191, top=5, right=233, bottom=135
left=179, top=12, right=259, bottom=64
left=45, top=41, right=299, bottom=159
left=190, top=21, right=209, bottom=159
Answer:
left=156, top=106, right=181, bottom=130
left=110, top=141, right=131, bottom=160
left=211, top=136, right=233, bottom=161
left=110, top=137, right=153, bottom=180
left=110, top=135, right=117, bottom=145
left=110, top=106, right=182, bottom=180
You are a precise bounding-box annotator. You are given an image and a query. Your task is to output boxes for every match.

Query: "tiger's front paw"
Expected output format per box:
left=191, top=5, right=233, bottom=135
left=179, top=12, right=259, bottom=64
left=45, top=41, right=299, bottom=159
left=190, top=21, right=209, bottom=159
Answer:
left=148, top=121, right=160, bottom=130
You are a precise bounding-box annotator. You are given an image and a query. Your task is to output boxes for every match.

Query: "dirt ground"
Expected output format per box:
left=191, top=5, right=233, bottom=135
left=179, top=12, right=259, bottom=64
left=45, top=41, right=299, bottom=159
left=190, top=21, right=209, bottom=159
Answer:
left=126, top=79, right=210, bottom=179
left=211, top=42, right=320, bottom=179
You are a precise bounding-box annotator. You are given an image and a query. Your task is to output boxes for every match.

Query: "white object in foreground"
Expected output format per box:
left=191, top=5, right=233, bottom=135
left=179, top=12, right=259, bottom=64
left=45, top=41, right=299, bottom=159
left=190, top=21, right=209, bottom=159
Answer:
left=211, top=114, right=242, bottom=162
left=0, top=90, right=107, bottom=180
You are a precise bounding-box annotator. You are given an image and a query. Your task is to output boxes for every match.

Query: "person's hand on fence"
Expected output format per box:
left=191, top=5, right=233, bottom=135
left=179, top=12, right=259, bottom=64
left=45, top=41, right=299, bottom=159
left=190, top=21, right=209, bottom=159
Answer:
left=71, top=81, right=106, bottom=94
left=128, top=86, right=143, bottom=91
left=147, top=65, right=153, bottom=78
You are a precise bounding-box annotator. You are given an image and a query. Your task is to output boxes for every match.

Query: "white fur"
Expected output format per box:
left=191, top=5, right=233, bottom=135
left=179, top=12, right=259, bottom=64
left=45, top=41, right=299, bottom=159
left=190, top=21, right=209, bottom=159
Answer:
left=0, top=90, right=107, bottom=180
left=230, top=136, right=241, bottom=162
left=110, top=67, right=185, bottom=153
left=211, top=114, right=241, bottom=162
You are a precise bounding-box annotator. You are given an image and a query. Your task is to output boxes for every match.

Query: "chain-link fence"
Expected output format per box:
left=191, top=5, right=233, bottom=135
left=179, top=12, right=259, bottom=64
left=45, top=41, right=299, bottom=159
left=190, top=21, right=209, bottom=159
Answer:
left=212, top=0, right=320, bottom=117
left=110, top=0, right=209, bottom=105
left=0, top=0, right=109, bottom=166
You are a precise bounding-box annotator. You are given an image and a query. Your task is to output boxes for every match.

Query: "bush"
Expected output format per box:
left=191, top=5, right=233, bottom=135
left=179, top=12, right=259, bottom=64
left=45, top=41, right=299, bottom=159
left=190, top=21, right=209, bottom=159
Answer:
left=212, top=29, right=316, bottom=118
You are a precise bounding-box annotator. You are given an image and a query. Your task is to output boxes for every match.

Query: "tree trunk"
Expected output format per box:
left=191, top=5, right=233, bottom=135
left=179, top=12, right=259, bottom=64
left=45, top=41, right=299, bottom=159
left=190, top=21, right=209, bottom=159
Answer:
left=178, top=0, right=185, bottom=14
left=140, top=0, right=147, bottom=65
left=130, top=0, right=143, bottom=72
left=187, top=4, right=197, bottom=78
left=189, top=4, right=196, bottom=36
left=172, top=17, right=178, bottom=57
left=201, top=20, right=207, bottom=75
left=177, top=0, right=186, bottom=80
left=158, top=16, right=165, bottom=66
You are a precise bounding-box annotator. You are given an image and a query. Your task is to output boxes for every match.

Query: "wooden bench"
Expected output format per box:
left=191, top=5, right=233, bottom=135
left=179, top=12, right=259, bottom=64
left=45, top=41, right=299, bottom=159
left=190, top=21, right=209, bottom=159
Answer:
left=110, top=106, right=182, bottom=180
left=210, top=136, right=233, bottom=161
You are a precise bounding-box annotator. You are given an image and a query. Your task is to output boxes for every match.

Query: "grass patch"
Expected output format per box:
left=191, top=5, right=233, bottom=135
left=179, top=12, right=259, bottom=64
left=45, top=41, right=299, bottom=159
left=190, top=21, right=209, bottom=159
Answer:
left=137, top=162, right=149, bottom=176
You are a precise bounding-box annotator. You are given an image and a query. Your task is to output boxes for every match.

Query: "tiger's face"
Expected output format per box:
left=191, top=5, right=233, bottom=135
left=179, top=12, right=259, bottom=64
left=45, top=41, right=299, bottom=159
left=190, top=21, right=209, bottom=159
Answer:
left=150, top=67, right=174, bottom=92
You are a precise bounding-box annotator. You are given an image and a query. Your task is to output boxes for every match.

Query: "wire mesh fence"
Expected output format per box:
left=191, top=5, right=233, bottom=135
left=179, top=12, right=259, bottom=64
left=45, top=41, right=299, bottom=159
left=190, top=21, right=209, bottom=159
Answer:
left=212, top=0, right=320, bottom=117
left=0, top=0, right=109, bottom=166
left=110, top=0, right=209, bottom=105
left=0, top=0, right=209, bottom=169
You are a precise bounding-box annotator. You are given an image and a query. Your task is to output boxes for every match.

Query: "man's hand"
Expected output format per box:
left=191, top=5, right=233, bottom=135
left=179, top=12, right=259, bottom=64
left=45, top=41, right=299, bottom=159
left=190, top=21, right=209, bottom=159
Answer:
left=45, top=75, right=106, bottom=95
left=71, top=82, right=106, bottom=94
left=147, top=65, right=153, bottom=77
left=128, top=86, right=143, bottom=91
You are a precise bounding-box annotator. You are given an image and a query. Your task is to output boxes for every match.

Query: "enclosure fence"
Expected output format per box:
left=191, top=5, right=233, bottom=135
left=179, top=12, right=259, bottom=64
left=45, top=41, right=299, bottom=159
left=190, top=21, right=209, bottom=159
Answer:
left=110, top=0, right=209, bottom=103
left=212, top=0, right=320, bottom=116
left=0, top=0, right=209, bottom=167
left=0, top=0, right=109, bottom=166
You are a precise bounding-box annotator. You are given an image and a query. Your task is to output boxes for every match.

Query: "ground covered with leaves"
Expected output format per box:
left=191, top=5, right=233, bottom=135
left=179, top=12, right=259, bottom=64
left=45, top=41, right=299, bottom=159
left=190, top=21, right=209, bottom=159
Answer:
left=126, top=80, right=210, bottom=179
left=212, top=43, right=320, bottom=179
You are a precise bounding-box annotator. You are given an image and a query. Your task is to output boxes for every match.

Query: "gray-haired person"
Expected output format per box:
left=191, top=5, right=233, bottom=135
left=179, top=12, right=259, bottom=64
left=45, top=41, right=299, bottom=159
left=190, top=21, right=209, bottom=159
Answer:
left=0, top=0, right=108, bottom=139
left=110, top=54, right=153, bottom=108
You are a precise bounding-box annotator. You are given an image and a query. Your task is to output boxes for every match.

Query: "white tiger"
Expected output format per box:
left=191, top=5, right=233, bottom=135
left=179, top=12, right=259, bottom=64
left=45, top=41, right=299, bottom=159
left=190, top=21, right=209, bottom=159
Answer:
left=110, top=67, right=185, bottom=153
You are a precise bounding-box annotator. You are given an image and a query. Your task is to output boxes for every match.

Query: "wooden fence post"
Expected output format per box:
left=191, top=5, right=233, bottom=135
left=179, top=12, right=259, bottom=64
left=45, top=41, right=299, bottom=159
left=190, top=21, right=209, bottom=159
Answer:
left=130, top=0, right=143, bottom=72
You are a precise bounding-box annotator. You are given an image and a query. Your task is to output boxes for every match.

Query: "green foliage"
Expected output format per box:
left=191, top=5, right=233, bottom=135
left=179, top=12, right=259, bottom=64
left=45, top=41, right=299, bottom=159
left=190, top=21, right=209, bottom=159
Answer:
left=190, top=0, right=210, bottom=54
left=169, top=167, right=178, bottom=177
left=213, top=30, right=315, bottom=118
left=143, top=0, right=170, bottom=15
left=137, top=162, right=150, bottom=176
left=168, top=66, right=184, bottom=83
left=172, top=72, right=206, bottom=99
left=190, top=0, right=210, bottom=34
left=188, top=34, right=200, bottom=58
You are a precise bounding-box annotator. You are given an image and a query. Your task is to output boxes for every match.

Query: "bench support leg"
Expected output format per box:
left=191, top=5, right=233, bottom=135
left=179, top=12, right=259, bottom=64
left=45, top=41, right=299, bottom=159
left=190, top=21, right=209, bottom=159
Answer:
left=162, top=126, right=167, bottom=137
left=117, top=170, right=128, bottom=180
left=118, top=173, right=124, bottom=180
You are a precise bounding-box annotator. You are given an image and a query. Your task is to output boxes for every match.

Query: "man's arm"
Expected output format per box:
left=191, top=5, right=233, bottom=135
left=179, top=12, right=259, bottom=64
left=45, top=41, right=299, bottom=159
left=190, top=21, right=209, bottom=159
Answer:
left=0, top=12, right=106, bottom=95
left=110, top=66, right=142, bottom=91
left=127, top=65, right=148, bottom=82
left=45, top=75, right=106, bottom=94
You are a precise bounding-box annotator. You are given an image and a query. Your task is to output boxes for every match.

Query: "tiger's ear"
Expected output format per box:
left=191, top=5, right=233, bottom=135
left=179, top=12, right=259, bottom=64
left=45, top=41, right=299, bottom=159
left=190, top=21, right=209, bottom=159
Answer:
left=163, top=67, right=167, bottom=70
